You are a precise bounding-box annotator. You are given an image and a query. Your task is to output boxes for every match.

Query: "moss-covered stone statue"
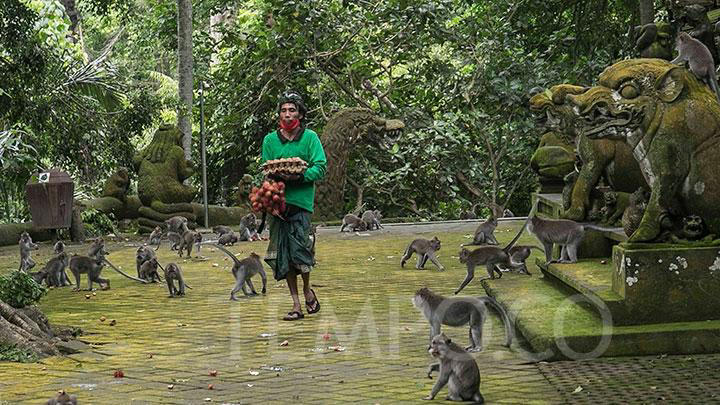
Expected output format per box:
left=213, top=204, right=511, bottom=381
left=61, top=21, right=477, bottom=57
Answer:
left=566, top=58, right=720, bottom=242
left=314, top=108, right=404, bottom=220
left=132, top=124, right=197, bottom=232
left=530, top=84, right=647, bottom=221
left=630, top=22, right=673, bottom=60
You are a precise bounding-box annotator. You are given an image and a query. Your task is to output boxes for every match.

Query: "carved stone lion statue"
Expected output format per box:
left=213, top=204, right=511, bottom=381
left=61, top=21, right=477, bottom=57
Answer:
left=566, top=58, right=720, bottom=241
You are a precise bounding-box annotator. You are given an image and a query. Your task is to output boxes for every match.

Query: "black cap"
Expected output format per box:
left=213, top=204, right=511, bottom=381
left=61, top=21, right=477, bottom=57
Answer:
left=278, top=90, right=307, bottom=117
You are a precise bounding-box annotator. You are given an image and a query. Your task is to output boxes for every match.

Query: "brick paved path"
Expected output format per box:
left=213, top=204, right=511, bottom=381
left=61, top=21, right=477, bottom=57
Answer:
left=0, top=221, right=718, bottom=403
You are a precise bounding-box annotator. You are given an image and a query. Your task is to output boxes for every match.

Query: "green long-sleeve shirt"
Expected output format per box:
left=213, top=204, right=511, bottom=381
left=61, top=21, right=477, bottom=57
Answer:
left=261, top=128, right=327, bottom=213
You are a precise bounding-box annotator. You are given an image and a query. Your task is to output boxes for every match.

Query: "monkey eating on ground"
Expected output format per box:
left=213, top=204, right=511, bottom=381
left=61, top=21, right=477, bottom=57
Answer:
left=139, top=257, right=163, bottom=283
left=361, top=209, right=384, bottom=231
left=213, top=225, right=233, bottom=237
left=340, top=213, right=367, bottom=232
left=146, top=226, right=163, bottom=250
left=215, top=246, right=268, bottom=300
left=671, top=31, right=720, bottom=103
left=162, top=262, right=189, bottom=297
left=425, top=333, right=484, bottom=403
left=527, top=215, right=619, bottom=264
left=45, top=389, right=77, bottom=405
left=413, top=287, right=513, bottom=352
left=18, top=231, right=39, bottom=272
left=401, top=236, right=445, bottom=271
left=218, top=232, right=240, bottom=246
left=178, top=229, right=202, bottom=257
left=241, top=212, right=260, bottom=240
left=53, top=240, right=65, bottom=254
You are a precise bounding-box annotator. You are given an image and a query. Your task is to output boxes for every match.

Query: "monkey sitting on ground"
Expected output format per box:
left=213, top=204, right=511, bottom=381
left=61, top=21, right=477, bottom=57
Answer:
left=53, top=240, right=65, bottom=254
left=139, top=257, right=163, bottom=283
left=528, top=215, right=618, bottom=264
left=241, top=213, right=260, bottom=240
left=425, top=333, right=484, bottom=403
left=462, top=216, right=499, bottom=247
left=162, top=263, right=189, bottom=297
left=671, top=31, right=720, bottom=103
left=87, top=237, right=108, bottom=259
left=42, top=252, right=71, bottom=287
left=218, top=232, right=240, bottom=246
left=136, top=245, right=156, bottom=278
left=45, top=389, right=77, bottom=405
left=178, top=229, right=202, bottom=257
left=167, top=231, right=182, bottom=251
left=401, top=236, right=445, bottom=271
left=146, top=226, right=163, bottom=250
left=213, top=225, right=233, bottom=237
left=215, top=246, right=268, bottom=300
left=165, top=215, right=189, bottom=234
left=413, top=287, right=513, bottom=352
left=18, top=231, right=39, bottom=271
left=361, top=209, right=384, bottom=231
left=69, top=246, right=110, bottom=291
left=340, top=213, right=367, bottom=232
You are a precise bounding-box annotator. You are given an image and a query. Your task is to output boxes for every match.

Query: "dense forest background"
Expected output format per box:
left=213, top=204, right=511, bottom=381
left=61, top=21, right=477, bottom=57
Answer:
left=1, top=0, right=652, bottom=222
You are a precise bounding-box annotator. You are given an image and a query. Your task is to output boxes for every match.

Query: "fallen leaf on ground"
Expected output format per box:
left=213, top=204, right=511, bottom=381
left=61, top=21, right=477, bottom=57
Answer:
left=280, top=340, right=289, bottom=346
left=572, top=386, right=583, bottom=393
left=249, top=371, right=259, bottom=376
left=167, top=384, right=174, bottom=390
left=328, top=346, right=346, bottom=352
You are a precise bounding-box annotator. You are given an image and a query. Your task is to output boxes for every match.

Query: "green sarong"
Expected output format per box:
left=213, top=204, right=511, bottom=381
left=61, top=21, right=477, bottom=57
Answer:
left=264, top=209, right=314, bottom=281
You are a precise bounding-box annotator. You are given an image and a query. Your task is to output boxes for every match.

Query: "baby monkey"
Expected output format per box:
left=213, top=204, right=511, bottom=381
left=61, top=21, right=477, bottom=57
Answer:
left=139, top=257, right=163, bottom=283
left=45, top=389, right=77, bottom=405
left=215, top=245, right=267, bottom=300
left=401, top=236, right=444, bottom=271
left=146, top=226, right=163, bottom=250
left=425, top=333, right=484, bottom=403
left=162, top=263, right=189, bottom=297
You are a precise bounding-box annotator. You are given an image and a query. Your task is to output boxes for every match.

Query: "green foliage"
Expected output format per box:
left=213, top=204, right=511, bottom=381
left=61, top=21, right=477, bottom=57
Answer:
left=0, top=345, right=39, bottom=363
left=81, top=208, right=116, bottom=237
left=0, top=271, right=47, bottom=308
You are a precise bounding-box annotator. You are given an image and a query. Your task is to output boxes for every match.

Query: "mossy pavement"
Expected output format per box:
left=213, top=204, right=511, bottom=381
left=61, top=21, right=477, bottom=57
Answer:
left=0, top=220, right=717, bottom=403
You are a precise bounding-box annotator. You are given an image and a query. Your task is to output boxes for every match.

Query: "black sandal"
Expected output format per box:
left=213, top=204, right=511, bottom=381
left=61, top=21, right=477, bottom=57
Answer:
left=283, top=311, right=304, bottom=321
left=305, top=289, right=321, bottom=314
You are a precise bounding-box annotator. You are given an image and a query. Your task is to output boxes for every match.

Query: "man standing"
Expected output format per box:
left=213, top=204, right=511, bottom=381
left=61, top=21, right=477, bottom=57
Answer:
left=262, top=91, right=327, bottom=321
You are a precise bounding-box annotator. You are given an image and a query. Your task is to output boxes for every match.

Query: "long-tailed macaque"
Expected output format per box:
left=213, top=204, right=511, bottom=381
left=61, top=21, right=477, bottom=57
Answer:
left=340, top=214, right=367, bottom=232
left=213, top=225, right=233, bottom=236
left=413, top=287, right=513, bottom=352
left=45, top=389, right=77, bottom=405
left=139, top=257, right=163, bottom=283
left=136, top=245, right=156, bottom=278
left=69, top=248, right=110, bottom=291
left=463, top=204, right=504, bottom=247
left=527, top=215, right=618, bottom=264
left=18, top=231, right=39, bottom=271
left=218, top=232, right=239, bottom=246
left=215, top=246, right=267, bottom=300
left=361, top=210, right=383, bottom=230
left=178, top=229, right=202, bottom=257
left=165, top=215, right=189, bottom=234
left=43, top=252, right=70, bottom=287
left=672, top=31, right=720, bottom=103
left=162, top=263, right=188, bottom=297
left=425, top=333, right=484, bottom=403
left=401, top=236, right=444, bottom=271
left=167, top=231, right=182, bottom=250
left=146, top=226, right=163, bottom=250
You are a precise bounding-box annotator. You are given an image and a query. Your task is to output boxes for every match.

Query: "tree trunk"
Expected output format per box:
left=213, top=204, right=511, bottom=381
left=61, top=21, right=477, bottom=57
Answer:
left=0, top=301, right=59, bottom=357
left=60, top=0, right=80, bottom=39
left=639, top=0, right=654, bottom=25
left=177, top=0, right=193, bottom=161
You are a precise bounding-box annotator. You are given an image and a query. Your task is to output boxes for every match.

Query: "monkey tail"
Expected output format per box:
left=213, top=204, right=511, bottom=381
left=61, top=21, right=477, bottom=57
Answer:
left=710, top=72, right=720, bottom=105
left=214, top=244, right=243, bottom=267
left=103, top=259, right=150, bottom=283
left=528, top=245, right=545, bottom=253
left=477, top=296, right=514, bottom=347
left=582, top=224, right=622, bottom=233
